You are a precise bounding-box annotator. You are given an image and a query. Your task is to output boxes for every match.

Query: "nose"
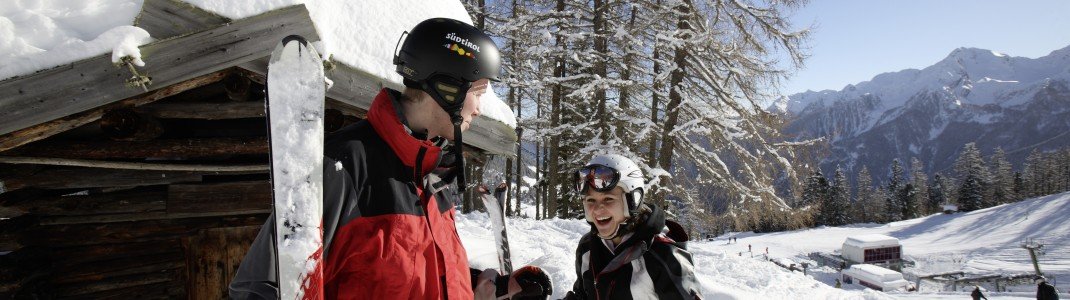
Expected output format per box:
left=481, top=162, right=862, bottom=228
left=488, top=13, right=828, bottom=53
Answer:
left=591, top=201, right=609, bottom=211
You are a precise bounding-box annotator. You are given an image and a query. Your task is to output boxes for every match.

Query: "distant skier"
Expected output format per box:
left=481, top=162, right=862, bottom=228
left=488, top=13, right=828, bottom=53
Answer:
left=971, top=285, right=988, bottom=300
left=563, top=154, right=701, bottom=299
left=1037, top=276, right=1060, bottom=300
left=230, top=18, right=550, bottom=299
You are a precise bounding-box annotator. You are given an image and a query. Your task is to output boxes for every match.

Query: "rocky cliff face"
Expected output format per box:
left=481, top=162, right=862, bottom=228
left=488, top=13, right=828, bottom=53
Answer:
left=772, top=46, right=1070, bottom=179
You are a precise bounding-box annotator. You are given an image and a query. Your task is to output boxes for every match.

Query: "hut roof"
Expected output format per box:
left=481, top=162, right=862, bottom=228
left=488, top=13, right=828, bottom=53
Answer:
left=0, top=0, right=517, bottom=155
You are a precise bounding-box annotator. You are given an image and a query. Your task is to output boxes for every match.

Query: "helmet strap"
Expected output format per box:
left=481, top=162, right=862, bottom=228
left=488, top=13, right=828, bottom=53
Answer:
left=624, top=189, right=643, bottom=215
left=451, top=113, right=466, bottom=192
left=419, top=76, right=469, bottom=114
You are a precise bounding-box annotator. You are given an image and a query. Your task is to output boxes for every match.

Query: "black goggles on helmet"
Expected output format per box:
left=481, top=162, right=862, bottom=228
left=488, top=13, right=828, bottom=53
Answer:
left=573, top=164, right=620, bottom=193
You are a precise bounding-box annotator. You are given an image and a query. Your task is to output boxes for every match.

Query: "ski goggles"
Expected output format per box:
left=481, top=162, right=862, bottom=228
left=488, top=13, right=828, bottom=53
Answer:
left=573, top=164, right=620, bottom=194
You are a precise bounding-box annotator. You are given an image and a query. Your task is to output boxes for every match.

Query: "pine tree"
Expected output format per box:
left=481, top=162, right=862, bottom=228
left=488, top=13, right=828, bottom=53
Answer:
left=802, top=171, right=829, bottom=225
left=870, top=186, right=889, bottom=223
left=884, top=159, right=905, bottom=222
left=988, top=147, right=1014, bottom=205
left=910, top=157, right=929, bottom=215
left=955, top=143, right=988, bottom=211
left=1023, top=149, right=1044, bottom=198
left=927, top=173, right=947, bottom=214
left=1013, top=171, right=1025, bottom=202
left=853, top=166, right=874, bottom=223
left=1062, top=149, right=1070, bottom=193
left=900, top=183, right=918, bottom=219
left=1042, top=150, right=1060, bottom=196
left=1060, top=149, right=1070, bottom=193
left=958, top=176, right=984, bottom=211
left=821, top=167, right=851, bottom=226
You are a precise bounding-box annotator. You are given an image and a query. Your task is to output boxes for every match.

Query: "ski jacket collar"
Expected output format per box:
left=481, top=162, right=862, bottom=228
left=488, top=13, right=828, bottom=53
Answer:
left=367, top=88, right=442, bottom=179
left=584, top=204, right=669, bottom=274
left=620, top=204, right=667, bottom=250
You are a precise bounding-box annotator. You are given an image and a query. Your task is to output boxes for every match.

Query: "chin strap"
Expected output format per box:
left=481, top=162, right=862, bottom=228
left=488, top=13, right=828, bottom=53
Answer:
left=451, top=113, right=466, bottom=192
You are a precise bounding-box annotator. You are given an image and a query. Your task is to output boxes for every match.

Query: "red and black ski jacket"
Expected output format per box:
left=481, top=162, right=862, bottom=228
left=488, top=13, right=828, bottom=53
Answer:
left=564, top=205, right=702, bottom=300
left=230, top=88, right=475, bottom=299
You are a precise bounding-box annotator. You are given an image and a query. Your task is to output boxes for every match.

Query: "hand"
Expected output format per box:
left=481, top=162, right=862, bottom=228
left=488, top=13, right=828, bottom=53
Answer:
left=474, top=266, right=552, bottom=300
left=474, top=269, right=500, bottom=300
left=507, top=266, right=552, bottom=299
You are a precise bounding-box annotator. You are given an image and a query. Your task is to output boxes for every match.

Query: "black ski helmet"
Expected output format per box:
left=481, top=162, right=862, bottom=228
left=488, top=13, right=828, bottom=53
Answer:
left=393, top=18, right=501, bottom=114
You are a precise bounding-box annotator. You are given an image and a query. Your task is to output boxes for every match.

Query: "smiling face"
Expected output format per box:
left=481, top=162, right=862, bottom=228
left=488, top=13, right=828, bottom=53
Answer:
left=583, top=187, right=628, bottom=238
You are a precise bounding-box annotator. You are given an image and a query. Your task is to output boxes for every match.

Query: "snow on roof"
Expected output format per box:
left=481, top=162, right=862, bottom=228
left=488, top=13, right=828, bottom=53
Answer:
left=845, top=264, right=905, bottom=283
left=182, top=0, right=516, bottom=128
left=0, top=0, right=148, bottom=80
left=844, top=234, right=900, bottom=248
left=0, top=0, right=517, bottom=128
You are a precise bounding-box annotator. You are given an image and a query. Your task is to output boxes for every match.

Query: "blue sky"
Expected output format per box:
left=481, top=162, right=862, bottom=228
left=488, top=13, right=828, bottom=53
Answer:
left=779, top=0, right=1070, bottom=96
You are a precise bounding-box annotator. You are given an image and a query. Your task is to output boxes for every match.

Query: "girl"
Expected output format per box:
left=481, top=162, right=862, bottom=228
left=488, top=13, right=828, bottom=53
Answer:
left=564, top=154, right=701, bottom=299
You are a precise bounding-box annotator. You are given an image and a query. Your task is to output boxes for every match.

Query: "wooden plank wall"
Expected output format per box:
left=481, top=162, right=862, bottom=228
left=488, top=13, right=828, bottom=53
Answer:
left=0, top=68, right=291, bottom=298
left=183, top=226, right=260, bottom=299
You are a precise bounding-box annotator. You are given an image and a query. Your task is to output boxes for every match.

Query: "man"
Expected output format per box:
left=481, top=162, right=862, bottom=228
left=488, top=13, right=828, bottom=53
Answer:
left=971, top=285, right=988, bottom=300
left=1037, top=276, right=1060, bottom=300
left=230, top=18, right=550, bottom=299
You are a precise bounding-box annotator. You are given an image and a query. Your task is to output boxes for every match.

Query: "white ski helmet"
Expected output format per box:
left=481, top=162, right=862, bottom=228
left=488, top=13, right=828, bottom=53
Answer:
left=576, top=154, right=646, bottom=223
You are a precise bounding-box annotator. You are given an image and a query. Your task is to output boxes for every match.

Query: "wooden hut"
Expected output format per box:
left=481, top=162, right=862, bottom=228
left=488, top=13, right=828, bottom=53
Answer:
left=0, top=1, right=516, bottom=298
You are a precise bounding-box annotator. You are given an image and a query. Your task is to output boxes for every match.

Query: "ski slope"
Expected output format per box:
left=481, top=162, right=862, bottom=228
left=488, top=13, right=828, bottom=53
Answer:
left=457, top=191, right=1070, bottom=299
left=719, top=192, right=1069, bottom=282
left=457, top=214, right=890, bottom=299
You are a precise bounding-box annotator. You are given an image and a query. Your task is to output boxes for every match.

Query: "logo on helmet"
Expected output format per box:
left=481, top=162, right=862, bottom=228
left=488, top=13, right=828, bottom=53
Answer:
left=444, top=43, right=476, bottom=59
left=445, top=32, right=480, bottom=53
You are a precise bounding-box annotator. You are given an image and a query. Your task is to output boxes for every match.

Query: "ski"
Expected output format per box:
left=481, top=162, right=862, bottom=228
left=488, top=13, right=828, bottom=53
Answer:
left=267, top=35, right=325, bottom=300
left=480, top=182, right=513, bottom=274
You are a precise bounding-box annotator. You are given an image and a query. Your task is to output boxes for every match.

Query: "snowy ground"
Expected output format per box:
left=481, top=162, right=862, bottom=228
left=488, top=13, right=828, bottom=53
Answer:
left=457, top=213, right=889, bottom=299
left=457, top=191, right=1070, bottom=299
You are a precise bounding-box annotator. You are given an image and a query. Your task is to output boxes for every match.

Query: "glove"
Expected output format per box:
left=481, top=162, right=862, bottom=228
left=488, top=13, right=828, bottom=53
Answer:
left=496, top=266, right=552, bottom=299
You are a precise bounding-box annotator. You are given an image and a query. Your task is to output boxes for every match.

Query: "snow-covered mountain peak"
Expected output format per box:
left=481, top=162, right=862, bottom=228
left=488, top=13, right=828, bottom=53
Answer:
left=775, top=44, right=1070, bottom=180
left=942, top=47, right=1010, bottom=64
left=774, top=45, right=1070, bottom=116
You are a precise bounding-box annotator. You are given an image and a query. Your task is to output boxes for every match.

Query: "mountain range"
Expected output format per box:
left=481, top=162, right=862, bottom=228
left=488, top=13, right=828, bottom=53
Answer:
left=771, top=45, right=1070, bottom=180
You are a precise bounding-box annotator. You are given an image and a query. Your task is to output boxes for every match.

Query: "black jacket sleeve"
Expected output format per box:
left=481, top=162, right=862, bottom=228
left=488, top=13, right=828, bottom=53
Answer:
left=649, top=241, right=701, bottom=300
left=563, top=277, right=586, bottom=300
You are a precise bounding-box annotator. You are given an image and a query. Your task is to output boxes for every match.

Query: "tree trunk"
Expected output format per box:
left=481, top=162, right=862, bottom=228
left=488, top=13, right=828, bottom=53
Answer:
left=618, top=6, right=637, bottom=141
left=648, top=14, right=662, bottom=164
left=535, top=89, right=543, bottom=220
left=506, top=0, right=520, bottom=217
left=546, top=0, right=566, bottom=219
left=655, top=0, right=691, bottom=207
left=593, top=0, right=609, bottom=141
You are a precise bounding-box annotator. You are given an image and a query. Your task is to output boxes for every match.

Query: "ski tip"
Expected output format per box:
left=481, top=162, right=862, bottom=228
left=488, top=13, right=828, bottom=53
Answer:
left=282, top=35, right=309, bottom=47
